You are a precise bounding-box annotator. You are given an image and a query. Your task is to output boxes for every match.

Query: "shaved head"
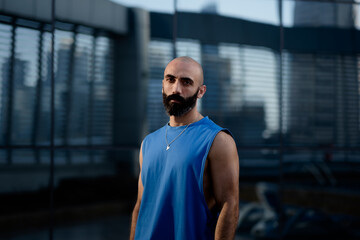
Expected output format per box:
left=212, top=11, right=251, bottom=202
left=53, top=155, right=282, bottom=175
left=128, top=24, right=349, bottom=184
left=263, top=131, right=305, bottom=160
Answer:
left=166, top=56, right=204, bottom=85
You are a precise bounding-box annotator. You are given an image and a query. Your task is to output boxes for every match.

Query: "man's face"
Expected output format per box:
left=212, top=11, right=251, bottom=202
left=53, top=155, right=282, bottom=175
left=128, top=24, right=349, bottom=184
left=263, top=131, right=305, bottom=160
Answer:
left=162, top=59, right=205, bottom=117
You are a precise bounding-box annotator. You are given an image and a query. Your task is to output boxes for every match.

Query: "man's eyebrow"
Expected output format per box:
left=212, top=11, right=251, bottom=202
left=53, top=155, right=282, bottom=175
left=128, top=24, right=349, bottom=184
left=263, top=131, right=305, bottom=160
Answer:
left=164, top=74, right=194, bottom=83
left=180, top=77, right=194, bottom=83
left=165, top=74, right=175, bottom=78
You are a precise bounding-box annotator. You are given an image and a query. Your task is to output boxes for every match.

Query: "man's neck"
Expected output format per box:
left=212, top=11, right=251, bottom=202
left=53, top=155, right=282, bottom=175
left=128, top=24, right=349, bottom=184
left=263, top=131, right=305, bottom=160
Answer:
left=169, top=109, right=203, bottom=127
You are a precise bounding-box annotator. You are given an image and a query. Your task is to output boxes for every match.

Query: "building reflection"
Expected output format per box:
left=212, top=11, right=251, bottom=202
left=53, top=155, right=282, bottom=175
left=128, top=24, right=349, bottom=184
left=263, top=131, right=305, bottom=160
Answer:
left=285, top=0, right=359, bottom=147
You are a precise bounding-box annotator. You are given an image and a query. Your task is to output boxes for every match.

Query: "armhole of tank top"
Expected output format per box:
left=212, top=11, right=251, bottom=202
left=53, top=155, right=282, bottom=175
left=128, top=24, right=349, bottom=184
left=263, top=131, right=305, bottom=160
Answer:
left=200, top=128, right=220, bottom=194
left=199, top=128, right=233, bottom=194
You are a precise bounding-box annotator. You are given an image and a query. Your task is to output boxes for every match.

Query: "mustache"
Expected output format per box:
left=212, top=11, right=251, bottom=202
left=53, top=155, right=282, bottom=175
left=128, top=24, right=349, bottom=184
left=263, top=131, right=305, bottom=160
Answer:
left=166, top=94, right=185, bottom=103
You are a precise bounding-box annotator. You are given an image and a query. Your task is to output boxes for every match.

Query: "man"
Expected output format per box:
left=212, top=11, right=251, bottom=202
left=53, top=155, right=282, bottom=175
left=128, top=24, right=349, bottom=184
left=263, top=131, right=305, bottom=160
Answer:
left=130, top=56, right=239, bottom=240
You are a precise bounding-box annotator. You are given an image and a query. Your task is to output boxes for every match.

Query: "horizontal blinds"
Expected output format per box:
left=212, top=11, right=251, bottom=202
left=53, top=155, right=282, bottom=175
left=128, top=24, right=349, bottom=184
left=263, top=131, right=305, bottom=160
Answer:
left=67, top=32, right=92, bottom=145
left=0, top=18, right=115, bottom=164
left=211, top=44, right=279, bottom=146
left=37, top=32, right=52, bottom=145
left=148, top=39, right=360, bottom=149
left=12, top=27, right=39, bottom=145
left=147, top=40, right=173, bottom=132
left=92, top=36, right=114, bottom=145
left=54, top=29, right=73, bottom=145
left=283, top=51, right=359, bottom=147
left=0, top=23, right=12, bottom=146
left=148, top=40, right=280, bottom=146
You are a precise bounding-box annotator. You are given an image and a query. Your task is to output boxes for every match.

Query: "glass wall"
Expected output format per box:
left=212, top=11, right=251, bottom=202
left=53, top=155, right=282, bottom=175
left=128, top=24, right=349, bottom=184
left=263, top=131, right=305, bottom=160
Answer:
left=147, top=0, right=360, bottom=239
left=1, top=0, right=360, bottom=239
left=0, top=14, right=123, bottom=239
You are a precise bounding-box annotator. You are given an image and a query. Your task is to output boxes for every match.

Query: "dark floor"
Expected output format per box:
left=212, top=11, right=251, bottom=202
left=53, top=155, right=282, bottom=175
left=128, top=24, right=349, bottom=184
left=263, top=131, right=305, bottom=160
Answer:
left=1, top=215, right=130, bottom=240
left=0, top=214, right=252, bottom=240
left=1, top=213, right=359, bottom=240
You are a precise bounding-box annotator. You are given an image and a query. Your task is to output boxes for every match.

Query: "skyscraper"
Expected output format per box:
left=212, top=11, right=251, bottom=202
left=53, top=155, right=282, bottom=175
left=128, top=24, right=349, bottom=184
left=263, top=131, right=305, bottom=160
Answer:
left=1, top=57, right=35, bottom=145
left=286, top=0, right=359, bottom=147
left=294, top=0, right=356, bottom=28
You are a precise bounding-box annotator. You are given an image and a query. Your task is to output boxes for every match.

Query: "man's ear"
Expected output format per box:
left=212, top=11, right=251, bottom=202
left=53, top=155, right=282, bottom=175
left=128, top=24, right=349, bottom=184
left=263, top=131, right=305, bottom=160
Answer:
left=197, top=85, right=206, bottom=99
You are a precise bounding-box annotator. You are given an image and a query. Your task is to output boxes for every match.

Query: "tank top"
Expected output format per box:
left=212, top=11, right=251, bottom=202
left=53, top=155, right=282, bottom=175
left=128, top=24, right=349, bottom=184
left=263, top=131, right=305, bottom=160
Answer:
left=135, top=116, right=229, bottom=240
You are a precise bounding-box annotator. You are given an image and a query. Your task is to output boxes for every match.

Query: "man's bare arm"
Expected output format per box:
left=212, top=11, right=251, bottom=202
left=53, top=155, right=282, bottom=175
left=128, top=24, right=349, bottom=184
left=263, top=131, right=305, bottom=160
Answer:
left=208, top=131, right=239, bottom=240
left=129, top=144, right=144, bottom=240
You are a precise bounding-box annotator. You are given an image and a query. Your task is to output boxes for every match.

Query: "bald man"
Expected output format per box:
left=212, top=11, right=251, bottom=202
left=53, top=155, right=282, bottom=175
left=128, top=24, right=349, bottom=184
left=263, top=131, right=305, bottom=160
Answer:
left=130, top=56, right=239, bottom=240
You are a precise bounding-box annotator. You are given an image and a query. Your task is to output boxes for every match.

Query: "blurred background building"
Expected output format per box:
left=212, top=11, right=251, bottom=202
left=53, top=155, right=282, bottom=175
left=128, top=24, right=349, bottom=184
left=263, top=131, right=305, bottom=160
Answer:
left=0, top=0, right=360, bottom=239
left=286, top=0, right=359, bottom=147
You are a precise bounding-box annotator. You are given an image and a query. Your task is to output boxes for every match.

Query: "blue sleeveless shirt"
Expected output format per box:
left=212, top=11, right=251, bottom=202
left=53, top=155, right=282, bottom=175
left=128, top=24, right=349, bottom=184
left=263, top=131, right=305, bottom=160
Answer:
left=135, top=117, right=228, bottom=240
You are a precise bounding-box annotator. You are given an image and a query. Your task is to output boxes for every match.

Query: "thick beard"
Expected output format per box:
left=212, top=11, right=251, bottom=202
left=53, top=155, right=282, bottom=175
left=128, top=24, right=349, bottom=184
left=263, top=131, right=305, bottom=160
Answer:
left=163, top=89, right=199, bottom=117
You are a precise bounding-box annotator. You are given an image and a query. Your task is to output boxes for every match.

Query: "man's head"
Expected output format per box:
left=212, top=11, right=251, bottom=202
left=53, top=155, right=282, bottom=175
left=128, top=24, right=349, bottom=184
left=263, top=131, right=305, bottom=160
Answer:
left=162, top=56, right=206, bottom=117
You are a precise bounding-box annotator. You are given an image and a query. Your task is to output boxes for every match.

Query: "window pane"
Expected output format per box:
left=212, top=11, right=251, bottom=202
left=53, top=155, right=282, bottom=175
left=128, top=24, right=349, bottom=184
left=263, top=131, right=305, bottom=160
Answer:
left=147, top=40, right=173, bottom=132
left=12, top=27, right=40, bottom=145
left=0, top=23, right=12, bottom=146
left=92, top=36, right=114, bottom=144
left=54, top=29, right=73, bottom=145
left=219, top=44, right=279, bottom=146
left=37, top=31, right=52, bottom=145
left=67, top=33, right=93, bottom=145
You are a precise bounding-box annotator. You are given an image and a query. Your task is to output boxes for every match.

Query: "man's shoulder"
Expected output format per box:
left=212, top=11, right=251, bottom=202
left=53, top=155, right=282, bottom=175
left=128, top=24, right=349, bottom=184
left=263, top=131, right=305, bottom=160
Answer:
left=203, top=117, right=233, bottom=138
left=209, top=129, right=238, bottom=161
left=214, top=130, right=234, bottom=143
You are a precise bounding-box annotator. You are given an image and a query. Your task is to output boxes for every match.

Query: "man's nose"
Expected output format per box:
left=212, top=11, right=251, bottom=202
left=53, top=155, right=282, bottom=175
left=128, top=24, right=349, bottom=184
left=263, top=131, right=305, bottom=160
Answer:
left=172, top=80, right=182, bottom=94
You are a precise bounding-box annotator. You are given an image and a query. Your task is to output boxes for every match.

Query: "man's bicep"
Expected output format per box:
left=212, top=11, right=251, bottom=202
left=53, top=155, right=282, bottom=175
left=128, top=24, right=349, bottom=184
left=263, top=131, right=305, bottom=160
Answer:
left=208, top=131, right=239, bottom=206
left=137, top=172, right=144, bottom=202
left=137, top=142, right=144, bottom=202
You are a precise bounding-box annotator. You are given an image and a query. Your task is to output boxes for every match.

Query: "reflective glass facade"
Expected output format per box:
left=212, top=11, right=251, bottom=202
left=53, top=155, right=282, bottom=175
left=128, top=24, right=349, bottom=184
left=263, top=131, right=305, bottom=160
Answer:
left=0, top=15, right=119, bottom=235
left=146, top=3, right=360, bottom=237
left=0, top=18, right=114, bottom=165
left=1, top=0, right=360, bottom=239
